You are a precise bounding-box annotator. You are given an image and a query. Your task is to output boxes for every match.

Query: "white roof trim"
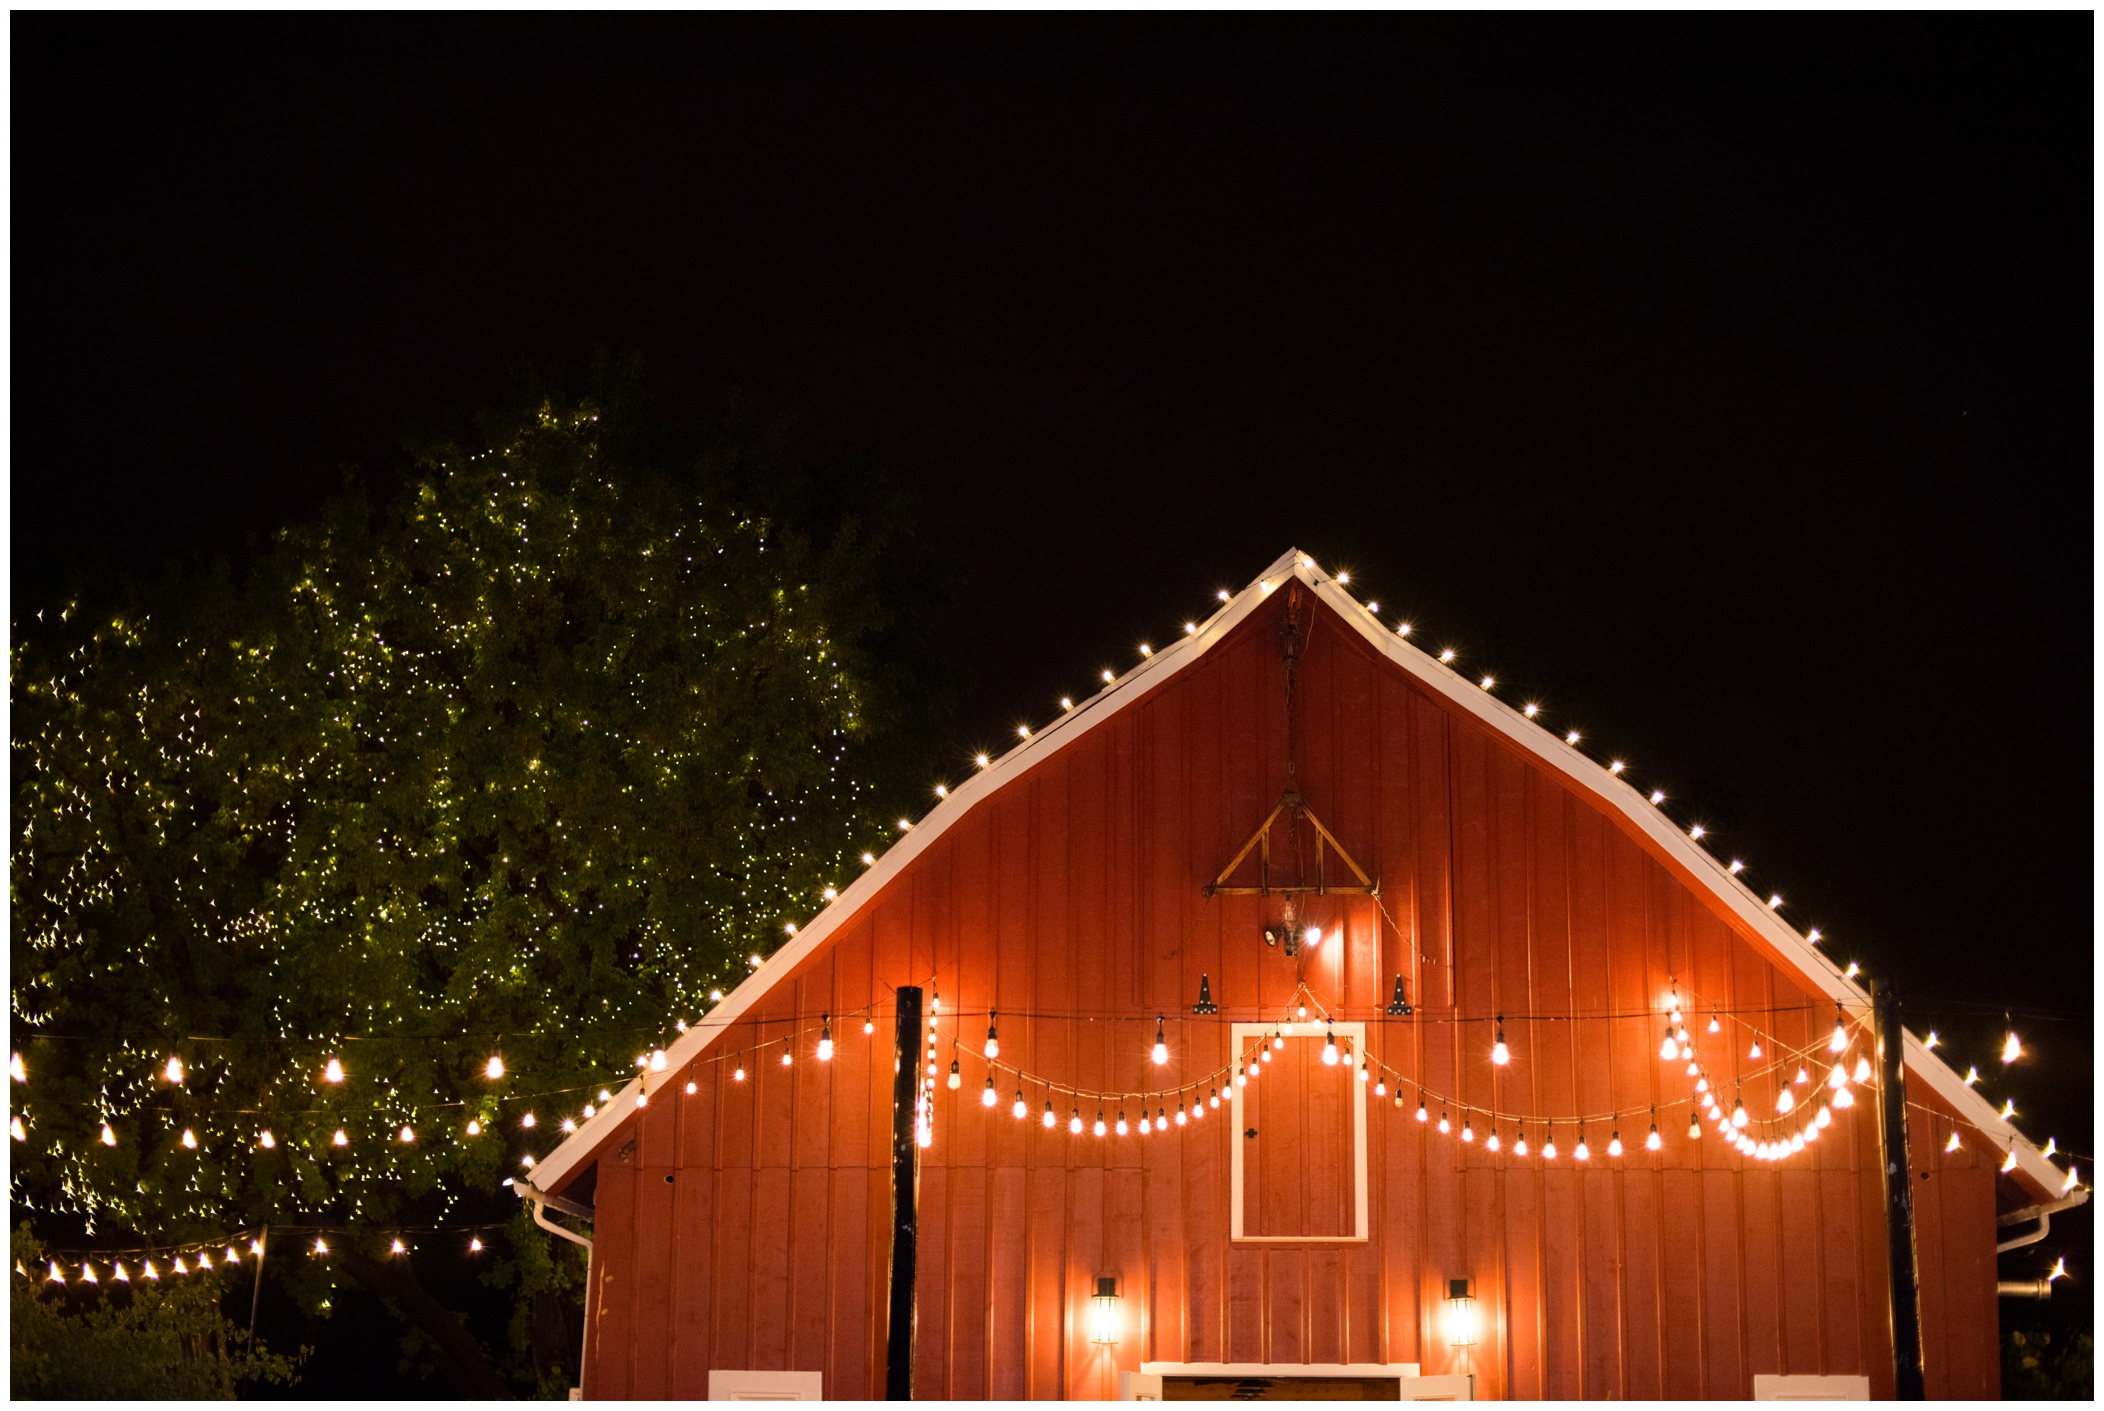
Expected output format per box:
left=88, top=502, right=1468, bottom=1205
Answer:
left=528, top=549, right=2072, bottom=1202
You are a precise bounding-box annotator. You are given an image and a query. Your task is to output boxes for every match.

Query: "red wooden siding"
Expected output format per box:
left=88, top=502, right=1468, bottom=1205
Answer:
left=574, top=592, right=2002, bottom=1400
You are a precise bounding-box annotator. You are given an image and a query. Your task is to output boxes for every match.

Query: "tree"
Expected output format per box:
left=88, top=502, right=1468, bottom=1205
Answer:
left=11, top=381, right=955, bottom=1392
left=10, top=1227, right=304, bottom=1398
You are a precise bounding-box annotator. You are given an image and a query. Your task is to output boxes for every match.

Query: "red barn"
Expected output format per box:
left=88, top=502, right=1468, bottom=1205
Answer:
left=527, top=550, right=2079, bottom=1401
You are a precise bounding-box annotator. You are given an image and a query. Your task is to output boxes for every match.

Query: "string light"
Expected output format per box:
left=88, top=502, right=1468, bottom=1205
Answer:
left=100, top=1122, right=116, bottom=1147
left=1923, top=1031, right=1939, bottom=1050
left=1574, top=1130, right=1590, bottom=1161
left=1962, top=1065, right=1979, bottom=1086
left=323, top=1058, right=344, bottom=1083
left=1043, top=1100, right=1056, bottom=1129
left=1491, top=1020, right=1509, bottom=1065
left=1117, top=1111, right=1129, bottom=1135
left=817, top=1018, right=834, bottom=1062
left=9, top=1054, right=23, bottom=1082
left=164, top=1056, right=184, bottom=1084
left=2002, top=1031, right=2022, bottom=1064
left=1944, top=1130, right=1961, bottom=1153
left=485, top=1056, right=505, bottom=1080
left=1607, top=1130, right=1623, bottom=1157
left=1523, top=703, right=1540, bottom=718
left=1749, top=1038, right=1762, bottom=1059
left=1690, top=825, right=1705, bottom=840
left=1323, top=1027, right=1339, bottom=1066
left=1152, top=1018, right=1168, bottom=1066
left=1687, top=1111, right=1701, bottom=1140
left=985, top=1015, right=1000, bottom=1059
left=947, top=1060, right=961, bottom=1091
left=1012, top=1089, right=1026, bottom=1120
left=1645, top=1116, right=1662, bottom=1151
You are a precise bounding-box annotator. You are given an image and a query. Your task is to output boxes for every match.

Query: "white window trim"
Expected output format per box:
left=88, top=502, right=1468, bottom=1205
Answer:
left=1228, top=1022, right=1370, bottom=1243
left=706, top=1369, right=823, bottom=1400
left=1752, top=1373, right=1871, bottom=1400
left=1132, top=1363, right=1424, bottom=1400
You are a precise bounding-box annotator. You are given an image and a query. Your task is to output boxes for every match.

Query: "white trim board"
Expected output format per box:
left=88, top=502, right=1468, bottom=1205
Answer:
left=1229, top=1023, right=1369, bottom=1242
left=526, top=549, right=2072, bottom=1205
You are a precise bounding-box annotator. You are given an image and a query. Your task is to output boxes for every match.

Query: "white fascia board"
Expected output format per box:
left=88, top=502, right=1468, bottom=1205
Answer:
left=529, top=548, right=2073, bottom=1203
left=526, top=548, right=1310, bottom=1195
left=1294, top=564, right=2072, bottom=1197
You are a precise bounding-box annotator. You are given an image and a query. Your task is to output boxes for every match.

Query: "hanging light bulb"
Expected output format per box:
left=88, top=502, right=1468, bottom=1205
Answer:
left=1794, top=1067, right=1810, bottom=1086
left=1830, top=1012, right=1848, bottom=1053
left=181, top=1128, right=198, bottom=1149
left=1013, top=1090, right=1027, bottom=1120
left=2002, top=1031, right=2021, bottom=1064
left=864, top=1018, right=876, bottom=1036
left=1461, top=1117, right=1474, bottom=1143
left=1962, top=1065, right=1979, bottom=1087
left=1776, top=1088, right=1795, bottom=1115
left=164, top=1055, right=184, bottom=1084
left=981, top=1075, right=998, bottom=1107
left=1543, top=1130, right=1558, bottom=1160
left=818, top=1018, right=834, bottom=1062
left=1374, top=1076, right=1387, bottom=1096
left=1944, top=1130, right=1961, bottom=1153
left=463, top=1120, right=480, bottom=1137
left=1175, top=1102, right=1188, bottom=1127
left=1139, top=1113, right=1151, bottom=1135
left=1323, top=1027, right=1340, bottom=1066
left=485, top=1055, right=505, bottom=1080
left=1828, top=1062, right=1847, bottom=1091
left=1272, top=1033, right=1284, bottom=1051
left=1152, top=1018, right=1168, bottom=1066
left=7, top=1053, right=21, bottom=1083
left=2061, top=1168, right=2080, bottom=1194
left=80, top=1262, right=98, bottom=1283
left=1514, top=1131, right=1530, bottom=1157
left=1815, top=1104, right=1832, bottom=1129
left=1068, top=1109, right=1084, bottom=1136
left=1695, top=1074, right=1710, bottom=1094
left=1853, top=1055, right=1872, bottom=1084
left=1437, top=1112, right=1450, bottom=1134
left=1574, top=1132, right=1590, bottom=1161
left=1687, top=1111, right=1701, bottom=1140
left=1646, top=1121, right=1662, bottom=1152
left=113, top=1261, right=130, bottom=1282
left=173, top=1256, right=189, bottom=1274
left=1833, top=1087, right=1855, bottom=1109
left=1357, top=1062, right=1370, bottom=1084
left=470, top=1238, right=484, bottom=1252
left=1748, top=1038, right=1762, bottom=1060
left=2001, top=1146, right=2019, bottom=1174
left=1732, top=1099, right=1748, bottom=1129
left=1210, top=1088, right=1221, bottom=1108
left=1923, top=1031, right=1939, bottom=1050
left=323, top=1058, right=344, bottom=1083
left=259, top=1128, right=277, bottom=1148
left=1043, top=1100, right=1057, bottom=1129
left=1708, top=1010, right=1721, bottom=1035
left=1660, top=1026, right=1679, bottom=1061
left=1492, top=1021, right=1510, bottom=1066
left=1416, top=1095, right=1429, bottom=1123
left=99, top=1122, right=116, bottom=1147
left=1607, top=1130, right=1624, bottom=1157
left=1094, top=1113, right=1107, bottom=1138
left=1117, top=1111, right=1129, bottom=1136
left=984, top=1015, right=999, bottom=1059
left=400, top=1125, right=415, bottom=1143
left=782, top=1046, right=794, bottom=1067
left=1999, top=1098, right=2016, bottom=1122
left=1686, top=1060, right=1700, bottom=1078
left=946, top=1060, right=961, bottom=1091
left=1486, top=1129, right=1501, bottom=1152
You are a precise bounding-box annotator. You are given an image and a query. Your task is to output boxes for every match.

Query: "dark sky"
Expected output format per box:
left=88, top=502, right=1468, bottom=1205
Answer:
left=16, top=20, right=2090, bottom=1158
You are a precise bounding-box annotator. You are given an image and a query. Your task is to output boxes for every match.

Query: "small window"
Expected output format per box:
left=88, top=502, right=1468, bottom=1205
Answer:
left=1229, top=1022, right=1369, bottom=1242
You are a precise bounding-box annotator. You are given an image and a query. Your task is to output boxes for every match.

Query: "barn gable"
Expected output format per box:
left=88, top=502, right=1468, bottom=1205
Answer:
left=531, top=547, right=2064, bottom=1208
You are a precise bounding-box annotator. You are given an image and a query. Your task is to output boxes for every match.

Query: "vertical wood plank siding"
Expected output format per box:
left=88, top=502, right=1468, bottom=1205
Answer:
left=577, top=595, right=2000, bottom=1400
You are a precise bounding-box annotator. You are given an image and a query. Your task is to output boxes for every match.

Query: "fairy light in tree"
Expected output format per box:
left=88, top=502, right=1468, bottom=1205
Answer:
left=485, top=1056, right=505, bottom=1080
left=323, top=1058, right=344, bottom=1084
left=181, top=1128, right=198, bottom=1149
left=164, top=1056, right=184, bottom=1084
left=100, top=1122, right=116, bottom=1147
left=9, top=1054, right=23, bottom=1083
left=464, top=1120, right=480, bottom=1137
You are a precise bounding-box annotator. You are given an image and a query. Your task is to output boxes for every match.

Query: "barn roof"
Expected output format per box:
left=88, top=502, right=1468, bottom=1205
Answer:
left=525, top=548, right=2074, bottom=1205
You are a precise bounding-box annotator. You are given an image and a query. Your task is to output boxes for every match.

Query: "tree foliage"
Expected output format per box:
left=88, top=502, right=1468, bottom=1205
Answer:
left=11, top=382, right=953, bottom=1382
left=10, top=1227, right=304, bottom=1398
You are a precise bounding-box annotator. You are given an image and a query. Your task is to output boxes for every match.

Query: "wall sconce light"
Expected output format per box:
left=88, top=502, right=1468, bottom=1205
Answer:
left=1445, top=1278, right=1478, bottom=1347
left=1090, top=1276, right=1121, bottom=1345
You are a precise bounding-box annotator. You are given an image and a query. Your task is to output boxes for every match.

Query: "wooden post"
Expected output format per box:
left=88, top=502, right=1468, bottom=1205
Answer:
left=1870, top=979, right=1926, bottom=1399
left=885, top=986, right=922, bottom=1400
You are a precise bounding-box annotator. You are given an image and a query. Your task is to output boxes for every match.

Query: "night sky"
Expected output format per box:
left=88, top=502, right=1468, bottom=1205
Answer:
left=15, top=17, right=2091, bottom=1349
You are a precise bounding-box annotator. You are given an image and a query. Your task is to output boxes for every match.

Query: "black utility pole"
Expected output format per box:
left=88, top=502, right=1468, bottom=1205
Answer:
left=885, top=987, right=922, bottom=1401
left=1870, top=979, right=1926, bottom=1399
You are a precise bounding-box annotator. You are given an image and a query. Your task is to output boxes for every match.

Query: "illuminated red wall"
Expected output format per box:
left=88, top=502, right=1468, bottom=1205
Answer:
left=571, top=592, right=2002, bottom=1400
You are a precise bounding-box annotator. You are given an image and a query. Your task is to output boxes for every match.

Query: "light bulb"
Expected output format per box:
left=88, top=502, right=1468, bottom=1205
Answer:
left=1732, top=1101, right=1748, bottom=1129
left=1944, top=1130, right=1961, bottom=1153
left=1777, top=1089, right=1795, bottom=1115
left=1690, top=825, right=1705, bottom=839
left=1153, top=1018, right=1168, bottom=1066
left=1828, top=1063, right=1847, bottom=1090
left=1543, top=1138, right=1558, bottom=1160
left=464, top=1120, right=480, bottom=1136
left=1323, top=1031, right=1339, bottom=1066
left=1416, top=1100, right=1429, bottom=1123
left=1094, top=1114, right=1107, bottom=1137
left=2002, top=1031, right=2021, bottom=1064
left=1139, top=1114, right=1151, bottom=1134
left=1441, top=649, right=1457, bottom=663
left=1304, top=926, right=1321, bottom=950
left=1650, top=790, right=1665, bottom=804
left=1575, top=1137, right=1590, bottom=1161
left=390, top=1239, right=407, bottom=1255
left=561, top=1118, right=577, bottom=1133
left=1514, top=1135, right=1528, bottom=1156
left=1175, top=1107, right=1188, bottom=1126
left=165, top=1055, right=184, bottom=1084
left=1210, top=1088, right=1221, bottom=1107
left=1646, top=1125, right=1662, bottom=1151
left=1830, top=1018, right=1848, bottom=1053
left=1013, top=1092, right=1027, bottom=1120
left=1696, top=1075, right=1709, bottom=1094
left=981, top=1077, right=998, bottom=1107
left=1117, top=1112, right=1129, bottom=1135
left=1565, top=729, right=1580, bottom=744
left=1923, top=1030, right=1939, bottom=1050
left=1749, top=1039, right=1762, bottom=1059
left=323, top=1058, right=344, bottom=1083
left=1437, top=1113, right=1450, bottom=1134
left=1708, top=1013, right=1721, bottom=1034
left=1397, top=622, right=1412, bottom=635
left=1815, top=1104, right=1831, bottom=1128
left=1963, top=1065, right=1979, bottom=1086
left=1607, top=1132, right=1624, bottom=1157
left=400, top=1125, right=415, bottom=1143
left=331, top=1129, right=347, bottom=1146
left=2002, top=1147, right=2019, bottom=1173
left=985, top=1017, right=999, bottom=1059
left=1609, top=759, right=1624, bottom=774
left=1491, top=1024, right=1509, bottom=1065
left=1853, top=1055, right=1872, bottom=1084
left=1482, top=676, right=1496, bottom=690
left=181, top=1128, right=198, bottom=1149
left=486, top=1056, right=505, bottom=1080
left=1070, top=1109, right=1084, bottom=1135
left=113, top=1262, right=129, bottom=1282
left=1374, top=1078, right=1386, bottom=1096
left=1794, top=1067, right=1809, bottom=1086
left=1272, top=1034, right=1283, bottom=1051
left=1728, top=860, right=1744, bottom=874
left=1688, top=1113, right=1701, bottom=1140
left=782, top=1048, right=793, bottom=1067
left=864, top=1018, right=876, bottom=1035
left=100, top=1123, right=116, bottom=1147
left=8, top=1053, right=21, bottom=1082
left=1998, top=1098, right=2016, bottom=1121
left=1660, top=1029, right=1679, bottom=1061
left=1486, top=1130, right=1500, bottom=1152
left=734, top=1063, right=746, bottom=1080
left=470, top=1238, right=484, bottom=1252
left=1523, top=703, right=1540, bottom=718
left=1833, top=1087, right=1854, bottom=1109
left=260, top=1128, right=277, bottom=1147
left=947, top=1061, right=961, bottom=1090
left=1044, top=1102, right=1057, bottom=1129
